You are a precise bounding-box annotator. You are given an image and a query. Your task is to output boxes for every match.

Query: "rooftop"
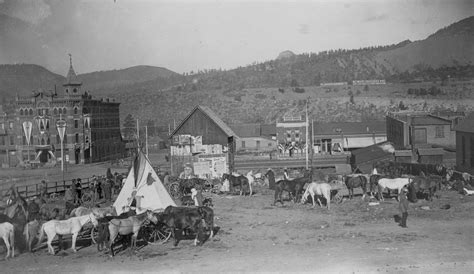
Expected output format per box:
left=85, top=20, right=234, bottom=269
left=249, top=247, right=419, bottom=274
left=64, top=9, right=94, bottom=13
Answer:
left=313, top=121, right=386, bottom=136
left=454, top=112, right=474, bottom=133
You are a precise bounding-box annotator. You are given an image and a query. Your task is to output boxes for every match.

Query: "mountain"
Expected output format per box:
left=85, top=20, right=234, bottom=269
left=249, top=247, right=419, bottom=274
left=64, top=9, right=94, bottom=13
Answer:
left=376, top=16, right=474, bottom=72
left=77, top=65, right=181, bottom=91
left=0, top=64, right=65, bottom=100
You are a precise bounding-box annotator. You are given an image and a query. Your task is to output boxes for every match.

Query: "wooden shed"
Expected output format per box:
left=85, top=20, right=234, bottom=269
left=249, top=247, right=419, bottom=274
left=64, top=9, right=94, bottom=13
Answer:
left=416, top=148, right=444, bottom=164
left=169, top=105, right=238, bottom=177
left=350, top=142, right=394, bottom=173
left=394, top=150, right=413, bottom=163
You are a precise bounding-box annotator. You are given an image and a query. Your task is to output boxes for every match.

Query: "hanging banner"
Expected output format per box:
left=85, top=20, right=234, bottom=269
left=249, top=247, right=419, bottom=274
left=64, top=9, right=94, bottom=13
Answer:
left=22, top=121, right=32, bottom=146
left=56, top=119, right=67, bottom=141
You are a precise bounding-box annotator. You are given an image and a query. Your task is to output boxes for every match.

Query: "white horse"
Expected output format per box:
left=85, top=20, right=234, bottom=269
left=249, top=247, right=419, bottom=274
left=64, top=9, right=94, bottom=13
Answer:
left=377, top=177, right=411, bottom=201
left=36, top=213, right=98, bottom=255
left=70, top=206, right=116, bottom=244
left=0, top=222, right=15, bottom=260
left=246, top=170, right=255, bottom=196
left=301, top=182, right=331, bottom=210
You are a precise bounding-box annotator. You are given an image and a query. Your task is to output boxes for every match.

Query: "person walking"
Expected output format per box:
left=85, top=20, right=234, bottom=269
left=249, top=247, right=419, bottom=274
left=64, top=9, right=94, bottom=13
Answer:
left=399, top=187, right=409, bottom=228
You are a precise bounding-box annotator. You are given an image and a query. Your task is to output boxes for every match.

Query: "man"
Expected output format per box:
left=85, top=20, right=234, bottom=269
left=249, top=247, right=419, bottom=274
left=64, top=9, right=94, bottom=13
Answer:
left=265, top=168, right=276, bottom=190
left=27, top=197, right=41, bottom=221
left=399, top=187, right=409, bottom=228
left=191, top=188, right=203, bottom=206
left=179, top=163, right=195, bottom=179
left=39, top=180, right=48, bottom=201
left=64, top=186, right=75, bottom=213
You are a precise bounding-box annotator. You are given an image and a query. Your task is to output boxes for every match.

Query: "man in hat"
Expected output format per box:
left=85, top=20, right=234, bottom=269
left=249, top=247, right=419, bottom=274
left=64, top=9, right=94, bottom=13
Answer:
left=399, top=186, right=409, bottom=228
left=179, top=163, right=195, bottom=179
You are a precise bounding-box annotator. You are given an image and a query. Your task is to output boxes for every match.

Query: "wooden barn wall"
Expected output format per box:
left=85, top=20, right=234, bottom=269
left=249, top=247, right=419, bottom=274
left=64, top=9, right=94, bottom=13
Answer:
left=174, top=110, right=229, bottom=145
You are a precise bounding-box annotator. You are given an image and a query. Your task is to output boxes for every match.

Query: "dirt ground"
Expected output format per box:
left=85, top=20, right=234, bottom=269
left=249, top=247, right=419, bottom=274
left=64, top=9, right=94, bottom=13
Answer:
left=1, top=185, right=473, bottom=273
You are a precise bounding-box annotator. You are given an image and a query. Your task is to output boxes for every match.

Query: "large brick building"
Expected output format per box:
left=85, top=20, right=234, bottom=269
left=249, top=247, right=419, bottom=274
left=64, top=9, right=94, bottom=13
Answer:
left=0, top=56, right=124, bottom=167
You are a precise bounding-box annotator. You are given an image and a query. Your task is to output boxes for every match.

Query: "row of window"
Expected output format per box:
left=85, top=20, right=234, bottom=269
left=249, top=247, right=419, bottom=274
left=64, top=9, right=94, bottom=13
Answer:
left=19, top=107, right=81, bottom=116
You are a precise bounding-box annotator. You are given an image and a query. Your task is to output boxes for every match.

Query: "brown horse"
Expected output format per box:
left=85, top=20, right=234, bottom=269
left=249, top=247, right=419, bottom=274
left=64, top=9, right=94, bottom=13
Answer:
left=344, top=175, right=368, bottom=200
left=273, top=170, right=312, bottom=205
left=222, top=173, right=249, bottom=195
left=411, top=176, right=438, bottom=201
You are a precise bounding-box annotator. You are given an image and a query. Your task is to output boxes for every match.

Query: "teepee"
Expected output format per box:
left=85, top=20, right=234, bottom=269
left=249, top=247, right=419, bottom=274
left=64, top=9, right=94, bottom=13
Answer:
left=113, top=151, right=176, bottom=215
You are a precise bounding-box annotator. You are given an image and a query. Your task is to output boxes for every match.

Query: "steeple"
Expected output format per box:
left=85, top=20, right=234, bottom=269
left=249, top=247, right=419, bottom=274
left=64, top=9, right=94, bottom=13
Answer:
left=63, top=54, right=82, bottom=93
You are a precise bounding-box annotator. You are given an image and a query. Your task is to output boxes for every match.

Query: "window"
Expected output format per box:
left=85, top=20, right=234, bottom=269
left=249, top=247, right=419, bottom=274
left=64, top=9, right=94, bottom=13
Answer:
left=74, top=107, right=78, bottom=114
left=41, top=138, right=45, bottom=145
left=74, top=120, right=79, bottom=128
left=295, top=131, right=300, bottom=139
left=47, top=137, right=50, bottom=145
left=38, top=109, right=43, bottom=116
left=29, top=109, right=33, bottom=116
left=20, top=109, right=24, bottom=115
left=435, top=126, right=444, bottom=138
left=63, top=108, right=67, bottom=115
left=256, top=140, right=261, bottom=149
left=54, top=108, right=58, bottom=115
left=30, top=136, right=33, bottom=145
left=75, top=133, right=79, bottom=143
left=1, top=136, right=4, bottom=145
left=10, top=136, right=14, bottom=145
left=59, top=108, right=62, bottom=115
left=241, top=141, right=246, bottom=148
left=9, top=122, right=13, bottom=129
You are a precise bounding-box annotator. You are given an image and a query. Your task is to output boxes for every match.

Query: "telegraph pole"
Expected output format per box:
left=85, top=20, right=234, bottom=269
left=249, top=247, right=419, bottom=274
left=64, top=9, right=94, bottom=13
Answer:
left=305, top=99, right=309, bottom=170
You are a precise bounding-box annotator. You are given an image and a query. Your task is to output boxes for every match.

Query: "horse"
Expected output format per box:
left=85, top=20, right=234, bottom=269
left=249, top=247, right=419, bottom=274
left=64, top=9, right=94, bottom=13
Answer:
left=273, top=170, right=312, bottom=205
left=376, top=177, right=412, bottom=201
left=163, top=206, right=214, bottom=239
left=369, top=174, right=384, bottom=197
left=108, top=210, right=157, bottom=257
left=70, top=205, right=117, bottom=218
left=245, top=170, right=255, bottom=196
left=411, top=176, right=438, bottom=201
left=301, top=182, right=331, bottom=210
left=222, top=173, right=249, bottom=195
left=3, top=187, right=29, bottom=253
left=96, top=212, right=136, bottom=252
left=343, top=175, right=368, bottom=200
left=0, top=221, right=15, bottom=260
left=23, top=219, right=41, bottom=252
left=36, top=213, right=99, bottom=255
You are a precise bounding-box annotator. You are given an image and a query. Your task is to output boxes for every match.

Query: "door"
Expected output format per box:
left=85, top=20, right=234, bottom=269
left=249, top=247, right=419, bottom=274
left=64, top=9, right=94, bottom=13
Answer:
left=414, top=128, right=427, bottom=144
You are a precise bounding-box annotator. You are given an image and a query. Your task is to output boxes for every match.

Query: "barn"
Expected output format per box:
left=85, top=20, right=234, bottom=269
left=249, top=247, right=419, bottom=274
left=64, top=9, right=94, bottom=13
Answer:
left=169, top=105, right=238, bottom=178
left=394, top=150, right=413, bottom=163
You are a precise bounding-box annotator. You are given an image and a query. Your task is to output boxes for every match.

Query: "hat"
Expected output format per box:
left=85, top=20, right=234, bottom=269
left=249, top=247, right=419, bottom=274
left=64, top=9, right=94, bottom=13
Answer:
left=184, top=163, right=193, bottom=168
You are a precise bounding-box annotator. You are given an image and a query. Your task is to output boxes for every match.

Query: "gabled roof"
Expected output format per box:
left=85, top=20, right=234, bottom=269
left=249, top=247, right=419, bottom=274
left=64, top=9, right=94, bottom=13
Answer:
left=170, top=105, right=237, bottom=138
left=351, top=142, right=393, bottom=164
left=313, top=121, right=386, bottom=136
left=261, top=124, right=276, bottom=136
left=454, top=112, right=474, bottom=133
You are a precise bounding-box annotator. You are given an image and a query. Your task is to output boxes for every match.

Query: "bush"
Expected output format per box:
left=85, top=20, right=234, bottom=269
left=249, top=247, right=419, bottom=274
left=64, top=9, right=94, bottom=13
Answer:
left=278, top=88, right=285, bottom=93
left=293, top=87, right=306, bottom=93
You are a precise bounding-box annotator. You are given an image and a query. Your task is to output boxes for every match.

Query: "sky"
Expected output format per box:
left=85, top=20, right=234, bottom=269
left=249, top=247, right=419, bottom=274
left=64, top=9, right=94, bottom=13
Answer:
left=0, top=0, right=472, bottom=75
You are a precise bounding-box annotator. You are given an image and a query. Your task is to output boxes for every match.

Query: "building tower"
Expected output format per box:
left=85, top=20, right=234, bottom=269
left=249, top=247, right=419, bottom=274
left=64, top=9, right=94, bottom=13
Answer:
left=64, top=54, right=82, bottom=94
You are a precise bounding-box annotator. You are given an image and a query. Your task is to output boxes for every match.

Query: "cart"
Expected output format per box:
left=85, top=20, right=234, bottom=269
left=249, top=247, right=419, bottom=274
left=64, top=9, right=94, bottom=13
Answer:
left=328, top=179, right=348, bottom=204
left=167, top=178, right=213, bottom=200
left=138, top=220, right=172, bottom=245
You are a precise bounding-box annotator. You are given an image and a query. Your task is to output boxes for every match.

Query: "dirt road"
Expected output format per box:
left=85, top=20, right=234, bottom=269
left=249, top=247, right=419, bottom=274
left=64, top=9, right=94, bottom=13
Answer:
left=2, top=187, right=473, bottom=273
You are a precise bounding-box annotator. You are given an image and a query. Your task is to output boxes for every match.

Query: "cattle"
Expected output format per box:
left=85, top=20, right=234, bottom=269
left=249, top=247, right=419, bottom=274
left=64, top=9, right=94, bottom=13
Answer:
left=158, top=206, right=214, bottom=246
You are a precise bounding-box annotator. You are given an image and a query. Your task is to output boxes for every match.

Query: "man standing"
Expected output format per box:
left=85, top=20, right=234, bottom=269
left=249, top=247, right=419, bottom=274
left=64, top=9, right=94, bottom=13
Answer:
left=399, top=187, right=409, bottom=228
left=265, top=168, right=276, bottom=190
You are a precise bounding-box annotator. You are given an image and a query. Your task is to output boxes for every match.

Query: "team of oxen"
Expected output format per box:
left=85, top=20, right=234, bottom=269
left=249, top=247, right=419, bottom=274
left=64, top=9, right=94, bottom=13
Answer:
left=0, top=187, right=215, bottom=259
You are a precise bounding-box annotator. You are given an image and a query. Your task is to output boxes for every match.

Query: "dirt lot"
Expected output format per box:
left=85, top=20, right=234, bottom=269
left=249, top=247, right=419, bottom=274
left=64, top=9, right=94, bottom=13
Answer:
left=1, top=184, right=473, bottom=273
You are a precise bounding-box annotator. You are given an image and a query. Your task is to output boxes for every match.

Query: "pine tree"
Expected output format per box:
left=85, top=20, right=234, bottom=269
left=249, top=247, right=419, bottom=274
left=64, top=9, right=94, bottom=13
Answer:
left=123, top=114, right=136, bottom=140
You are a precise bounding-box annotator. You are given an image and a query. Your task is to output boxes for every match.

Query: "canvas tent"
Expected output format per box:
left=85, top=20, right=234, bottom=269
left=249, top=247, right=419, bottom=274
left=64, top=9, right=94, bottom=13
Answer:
left=113, top=151, right=176, bottom=215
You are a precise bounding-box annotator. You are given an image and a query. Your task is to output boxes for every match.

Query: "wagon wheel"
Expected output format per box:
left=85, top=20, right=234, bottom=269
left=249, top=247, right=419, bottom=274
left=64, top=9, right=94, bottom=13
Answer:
left=90, top=226, right=98, bottom=244
left=333, top=191, right=344, bottom=204
left=81, top=192, right=94, bottom=205
left=142, top=224, right=172, bottom=245
left=168, top=182, right=181, bottom=200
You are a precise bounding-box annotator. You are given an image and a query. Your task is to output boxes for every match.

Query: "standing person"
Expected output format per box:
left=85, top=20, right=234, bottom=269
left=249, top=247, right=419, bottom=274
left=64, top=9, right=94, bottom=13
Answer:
left=71, top=179, right=77, bottom=204
left=97, top=177, right=103, bottom=199
left=283, top=168, right=291, bottom=181
left=39, top=180, right=48, bottom=201
left=191, top=188, right=203, bottom=206
left=27, top=197, right=41, bottom=221
left=103, top=179, right=112, bottom=202
left=76, top=178, right=82, bottom=203
left=64, top=186, right=75, bottom=213
left=265, top=168, right=276, bottom=190
left=399, top=187, right=409, bottom=228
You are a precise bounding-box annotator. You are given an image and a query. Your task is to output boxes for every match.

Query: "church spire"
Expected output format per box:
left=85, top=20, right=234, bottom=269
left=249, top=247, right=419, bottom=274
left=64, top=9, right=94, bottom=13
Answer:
left=64, top=53, right=82, bottom=87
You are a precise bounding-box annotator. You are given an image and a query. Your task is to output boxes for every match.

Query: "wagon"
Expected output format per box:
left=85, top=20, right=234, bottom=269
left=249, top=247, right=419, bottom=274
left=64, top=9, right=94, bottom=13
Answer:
left=138, top=219, right=173, bottom=245
left=328, top=178, right=348, bottom=204
left=167, top=178, right=213, bottom=200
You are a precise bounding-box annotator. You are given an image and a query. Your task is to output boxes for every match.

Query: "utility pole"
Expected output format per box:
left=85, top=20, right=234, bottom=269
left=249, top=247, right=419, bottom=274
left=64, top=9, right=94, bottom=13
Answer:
left=305, top=99, right=309, bottom=170
left=145, top=125, right=149, bottom=156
